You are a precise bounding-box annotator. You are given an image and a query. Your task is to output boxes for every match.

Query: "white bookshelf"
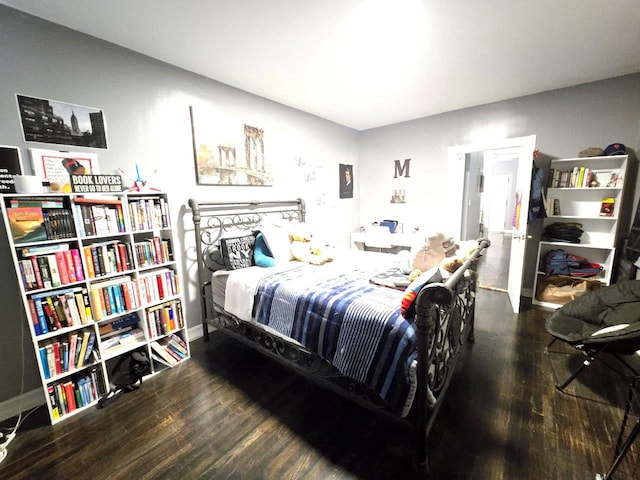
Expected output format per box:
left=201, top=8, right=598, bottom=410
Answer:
left=533, top=155, right=629, bottom=309
left=1, top=191, right=189, bottom=423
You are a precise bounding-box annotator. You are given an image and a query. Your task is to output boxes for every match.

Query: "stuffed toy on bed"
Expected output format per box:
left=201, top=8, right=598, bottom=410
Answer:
left=441, top=240, right=480, bottom=273
left=401, top=239, right=480, bottom=319
left=290, top=233, right=333, bottom=265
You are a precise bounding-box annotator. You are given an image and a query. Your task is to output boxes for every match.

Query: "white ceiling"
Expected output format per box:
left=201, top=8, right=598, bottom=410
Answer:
left=3, top=0, right=640, bottom=130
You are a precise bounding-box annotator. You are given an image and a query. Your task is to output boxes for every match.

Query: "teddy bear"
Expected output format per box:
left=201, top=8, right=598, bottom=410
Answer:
left=441, top=239, right=480, bottom=273
left=410, top=232, right=448, bottom=272
left=289, top=233, right=333, bottom=265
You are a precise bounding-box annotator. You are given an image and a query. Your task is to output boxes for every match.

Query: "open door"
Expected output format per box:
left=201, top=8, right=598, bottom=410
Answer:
left=504, top=136, right=537, bottom=312
left=448, top=135, right=537, bottom=313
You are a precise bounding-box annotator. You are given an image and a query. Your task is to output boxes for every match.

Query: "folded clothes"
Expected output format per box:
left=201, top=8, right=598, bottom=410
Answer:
left=544, top=222, right=583, bottom=243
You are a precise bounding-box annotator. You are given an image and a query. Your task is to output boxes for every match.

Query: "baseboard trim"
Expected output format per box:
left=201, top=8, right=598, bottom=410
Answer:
left=0, top=388, right=45, bottom=423
left=187, top=323, right=216, bottom=342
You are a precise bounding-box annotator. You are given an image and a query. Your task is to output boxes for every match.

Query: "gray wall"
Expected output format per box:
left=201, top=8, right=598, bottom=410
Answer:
left=1, top=5, right=639, bottom=415
left=357, top=74, right=640, bottom=294
left=357, top=75, right=640, bottom=232
left=0, top=6, right=360, bottom=410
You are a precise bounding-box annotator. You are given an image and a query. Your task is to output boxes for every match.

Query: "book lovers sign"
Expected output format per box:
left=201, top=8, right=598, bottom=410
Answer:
left=71, top=174, right=123, bottom=193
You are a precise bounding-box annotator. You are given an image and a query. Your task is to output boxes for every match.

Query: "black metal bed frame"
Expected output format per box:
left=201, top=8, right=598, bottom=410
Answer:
left=188, top=197, right=489, bottom=474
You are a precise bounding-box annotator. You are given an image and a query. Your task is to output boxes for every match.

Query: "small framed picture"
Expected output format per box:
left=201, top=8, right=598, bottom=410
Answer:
left=0, top=145, right=23, bottom=193
left=606, top=170, right=623, bottom=188
left=30, top=148, right=99, bottom=193
left=339, top=164, right=353, bottom=198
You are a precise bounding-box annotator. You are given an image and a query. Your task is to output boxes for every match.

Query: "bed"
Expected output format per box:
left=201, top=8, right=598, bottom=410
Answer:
left=188, top=198, right=490, bottom=473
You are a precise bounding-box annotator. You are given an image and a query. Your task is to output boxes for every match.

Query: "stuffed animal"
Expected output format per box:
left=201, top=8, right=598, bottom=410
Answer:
left=441, top=240, right=479, bottom=273
left=290, top=233, right=333, bottom=265
left=411, top=232, right=447, bottom=272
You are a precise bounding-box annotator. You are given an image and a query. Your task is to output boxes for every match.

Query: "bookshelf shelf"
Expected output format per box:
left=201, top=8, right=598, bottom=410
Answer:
left=1, top=191, right=189, bottom=424
left=534, top=154, right=629, bottom=309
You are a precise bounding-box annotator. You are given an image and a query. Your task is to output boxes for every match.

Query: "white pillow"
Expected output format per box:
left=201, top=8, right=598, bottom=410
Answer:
left=257, top=224, right=293, bottom=261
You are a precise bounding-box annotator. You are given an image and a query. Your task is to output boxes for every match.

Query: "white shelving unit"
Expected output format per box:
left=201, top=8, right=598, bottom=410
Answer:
left=532, top=155, right=629, bottom=309
left=1, top=191, right=189, bottom=423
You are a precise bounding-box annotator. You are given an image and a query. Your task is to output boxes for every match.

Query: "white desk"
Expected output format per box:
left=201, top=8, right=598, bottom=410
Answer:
left=350, top=231, right=417, bottom=252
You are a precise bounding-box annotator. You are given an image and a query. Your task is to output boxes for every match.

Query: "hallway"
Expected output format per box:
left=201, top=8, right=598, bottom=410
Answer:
left=476, top=230, right=512, bottom=291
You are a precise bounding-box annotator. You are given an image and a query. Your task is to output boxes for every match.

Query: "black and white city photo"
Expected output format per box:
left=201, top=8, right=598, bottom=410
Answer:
left=16, top=94, right=108, bottom=149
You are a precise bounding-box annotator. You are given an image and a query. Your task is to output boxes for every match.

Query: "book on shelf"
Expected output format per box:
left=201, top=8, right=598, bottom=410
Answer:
left=46, top=371, right=102, bottom=419
left=101, top=327, right=145, bottom=352
left=149, top=340, right=178, bottom=367
left=19, top=247, right=86, bottom=292
left=7, top=207, right=46, bottom=244
left=30, top=286, right=91, bottom=333
left=600, top=197, right=615, bottom=217
left=76, top=331, right=93, bottom=369
left=73, top=198, right=126, bottom=236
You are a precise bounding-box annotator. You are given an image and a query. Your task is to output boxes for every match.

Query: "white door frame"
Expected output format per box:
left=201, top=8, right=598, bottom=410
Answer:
left=448, top=135, right=537, bottom=312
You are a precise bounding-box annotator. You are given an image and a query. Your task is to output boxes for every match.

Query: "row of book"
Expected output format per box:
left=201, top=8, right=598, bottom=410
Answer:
left=47, top=368, right=104, bottom=420
left=128, top=196, right=170, bottom=231
left=138, top=268, right=180, bottom=305
left=28, top=286, right=93, bottom=336
left=18, top=243, right=84, bottom=291
left=549, top=167, right=622, bottom=189
left=38, top=330, right=97, bottom=379
left=19, top=239, right=148, bottom=291
left=28, top=271, right=182, bottom=334
left=549, top=167, right=595, bottom=188
left=90, top=276, right=140, bottom=321
left=134, top=237, right=172, bottom=267
left=83, top=240, right=134, bottom=278
left=149, top=334, right=188, bottom=367
left=73, top=197, right=126, bottom=237
left=145, top=300, right=184, bottom=338
left=8, top=206, right=75, bottom=245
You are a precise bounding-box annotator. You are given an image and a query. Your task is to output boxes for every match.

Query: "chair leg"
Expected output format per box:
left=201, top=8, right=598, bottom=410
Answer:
left=545, top=337, right=600, bottom=392
left=556, top=351, right=598, bottom=391
left=599, top=377, right=640, bottom=479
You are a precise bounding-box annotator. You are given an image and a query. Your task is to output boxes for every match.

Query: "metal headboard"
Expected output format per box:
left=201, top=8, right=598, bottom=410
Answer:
left=187, top=197, right=306, bottom=296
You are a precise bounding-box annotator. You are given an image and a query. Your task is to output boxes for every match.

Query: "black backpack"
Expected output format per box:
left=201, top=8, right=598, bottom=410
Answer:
left=97, top=351, right=151, bottom=408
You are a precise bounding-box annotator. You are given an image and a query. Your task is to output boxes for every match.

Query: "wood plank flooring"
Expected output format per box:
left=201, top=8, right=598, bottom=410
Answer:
left=1, top=293, right=638, bottom=479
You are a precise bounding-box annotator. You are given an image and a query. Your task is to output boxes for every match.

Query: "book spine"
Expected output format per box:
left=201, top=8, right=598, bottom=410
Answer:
left=44, top=298, right=62, bottom=330
left=71, top=249, right=84, bottom=282
left=37, top=256, right=53, bottom=289
left=30, top=255, right=44, bottom=289
left=63, top=250, right=77, bottom=283
left=39, top=347, right=49, bottom=379
left=74, top=291, right=87, bottom=324
left=68, top=333, right=77, bottom=371
left=33, top=297, right=49, bottom=334
left=83, top=246, right=95, bottom=279
left=90, top=288, right=105, bottom=321
left=48, top=385, right=60, bottom=419
left=82, top=287, right=93, bottom=322
left=83, top=332, right=96, bottom=365
left=27, top=298, right=41, bottom=335
left=52, top=342, right=61, bottom=376
left=47, top=255, right=62, bottom=288
left=54, top=251, right=70, bottom=285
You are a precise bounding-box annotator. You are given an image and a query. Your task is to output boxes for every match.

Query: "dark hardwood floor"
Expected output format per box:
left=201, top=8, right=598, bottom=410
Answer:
left=2, top=274, right=638, bottom=478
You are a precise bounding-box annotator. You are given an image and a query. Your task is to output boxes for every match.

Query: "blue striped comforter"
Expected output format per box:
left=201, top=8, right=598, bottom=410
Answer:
left=252, top=259, right=417, bottom=414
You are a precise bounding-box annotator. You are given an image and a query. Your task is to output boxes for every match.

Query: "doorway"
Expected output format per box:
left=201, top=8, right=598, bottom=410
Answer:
left=478, top=151, right=519, bottom=291
left=447, top=135, right=537, bottom=313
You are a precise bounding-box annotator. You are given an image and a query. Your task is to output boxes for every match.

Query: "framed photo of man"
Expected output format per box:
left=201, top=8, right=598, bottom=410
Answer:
left=339, top=163, right=353, bottom=199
